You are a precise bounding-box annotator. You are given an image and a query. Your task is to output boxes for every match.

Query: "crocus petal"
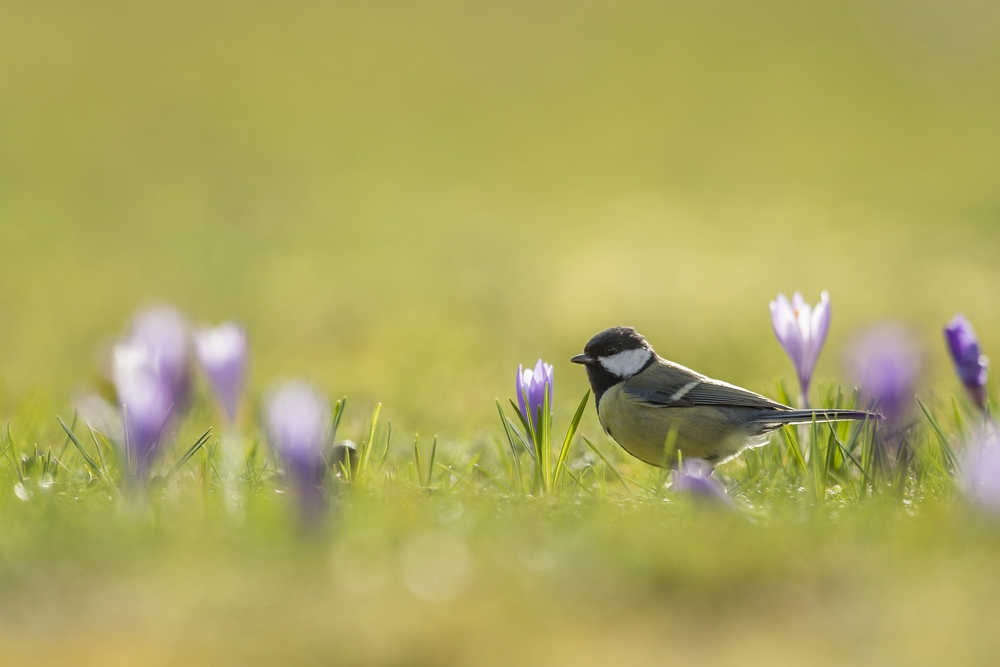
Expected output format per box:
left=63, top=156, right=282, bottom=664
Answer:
left=848, top=324, right=920, bottom=426
left=770, top=295, right=805, bottom=370
left=796, top=304, right=815, bottom=381
left=811, top=292, right=831, bottom=358
left=516, top=364, right=528, bottom=428
left=266, top=381, right=331, bottom=523
left=960, top=429, right=1000, bottom=513
left=791, top=292, right=806, bottom=312
left=769, top=295, right=795, bottom=343
left=801, top=291, right=831, bottom=389
left=672, top=460, right=730, bottom=504
left=793, top=292, right=813, bottom=345
left=194, top=323, right=248, bottom=423
left=515, top=359, right=554, bottom=446
left=543, top=362, right=554, bottom=409
left=112, top=338, right=174, bottom=472
left=771, top=291, right=831, bottom=405
left=531, top=359, right=547, bottom=409
left=130, top=306, right=191, bottom=408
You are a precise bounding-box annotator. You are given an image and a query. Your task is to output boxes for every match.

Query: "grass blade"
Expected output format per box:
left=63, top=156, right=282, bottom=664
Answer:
left=496, top=401, right=526, bottom=483
left=581, top=436, right=632, bottom=495
left=508, top=399, right=536, bottom=459
left=426, top=436, right=438, bottom=487
left=87, top=423, right=110, bottom=475
left=359, top=403, right=382, bottom=475
left=57, top=417, right=103, bottom=477
left=781, top=425, right=808, bottom=473
left=828, top=421, right=874, bottom=487
left=378, top=420, right=393, bottom=469
left=473, top=463, right=511, bottom=493
left=166, top=428, right=213, bottom=478
left=330, top=397, right=346, bottom=445
left=916, top=397, right=959, bottom=471
left=57, top=418, right=120, bottom=497
left=554, top=390, right=590, bottom=488
left=413, top=434, right=423, bottom=486
left=56, top=412, right=79, bottom=463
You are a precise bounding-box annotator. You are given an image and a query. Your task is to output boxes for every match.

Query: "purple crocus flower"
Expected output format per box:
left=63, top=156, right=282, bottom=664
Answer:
left=194, top=323, right=248, bottom=423
left=944, top=314, right=989, bottom=410
left=112, top=337, right=175, bottom=474
left=671, top=459, right=731, bottom=505
left=847, top=324, right=921, bottom=429
left=960, top=428, right=1000, bottom=513
left=516, top=359, right=554, bottom=443
left=130, top=306, right=192, bottom=411
left=266, top=382, right=330, bottom=518
left=769, top=291, right=831, bottom=407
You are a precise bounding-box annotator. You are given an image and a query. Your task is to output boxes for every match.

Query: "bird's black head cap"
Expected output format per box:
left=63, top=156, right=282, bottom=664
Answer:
left=582, top=326, right=653, bottom=360
left=573, top=327, right=656, bottom=404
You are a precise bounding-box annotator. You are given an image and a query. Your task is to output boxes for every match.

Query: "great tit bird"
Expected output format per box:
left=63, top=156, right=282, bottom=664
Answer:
left=571, top=326, right=874, bottom=468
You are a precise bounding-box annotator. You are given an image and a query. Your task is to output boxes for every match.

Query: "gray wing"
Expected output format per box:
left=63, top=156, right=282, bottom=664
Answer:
left=622, top=359, right=790, bottom=412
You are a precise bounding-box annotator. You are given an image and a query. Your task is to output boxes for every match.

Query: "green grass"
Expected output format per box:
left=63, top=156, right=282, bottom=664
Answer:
left=3, top=0, right=1000, bottom=663
left=0, top=380, right=994, bottom=665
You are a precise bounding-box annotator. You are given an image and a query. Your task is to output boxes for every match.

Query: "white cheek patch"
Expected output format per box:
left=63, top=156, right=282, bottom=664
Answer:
left=599, top=348, right=652, bottom=378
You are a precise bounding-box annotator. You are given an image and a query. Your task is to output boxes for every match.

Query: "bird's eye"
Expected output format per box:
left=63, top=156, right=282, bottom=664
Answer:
left=605, top=346, right=618, bottom=356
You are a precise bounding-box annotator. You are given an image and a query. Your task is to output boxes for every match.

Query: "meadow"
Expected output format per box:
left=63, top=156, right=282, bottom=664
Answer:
left=2, top=0, right=1000, bottom=664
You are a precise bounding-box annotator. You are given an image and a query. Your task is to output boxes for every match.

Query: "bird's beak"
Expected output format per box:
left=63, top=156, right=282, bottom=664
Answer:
left=570, top=353, right=595, bottom=365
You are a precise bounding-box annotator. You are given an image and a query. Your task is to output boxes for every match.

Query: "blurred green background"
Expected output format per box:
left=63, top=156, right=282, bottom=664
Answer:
left=2, top=0, right=999, bottom=435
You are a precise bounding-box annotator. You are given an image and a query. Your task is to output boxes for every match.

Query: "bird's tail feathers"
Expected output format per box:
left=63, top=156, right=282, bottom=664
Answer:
left=754, top=408, right=878, bottom=425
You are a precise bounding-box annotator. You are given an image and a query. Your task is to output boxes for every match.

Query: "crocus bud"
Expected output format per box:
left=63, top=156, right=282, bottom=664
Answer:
left=266, top=382, right=330, bottom=520
left=944, top=314, right=989, bottom=410
left=112, top=338, right=174, bottom=474
left=769, top=291, right=830, bottom=407
left=194, top=323, right=248, bottom=423
left=849, top=325, right=920, bottom=425
left=516, top=359, right=553, bottom=445
left=847, top=324, right=921, bottom=460
left=671, top=460, right=730, bottom=505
